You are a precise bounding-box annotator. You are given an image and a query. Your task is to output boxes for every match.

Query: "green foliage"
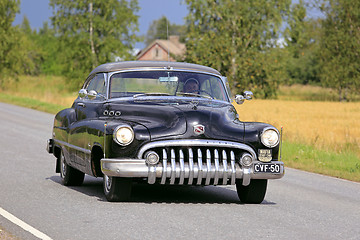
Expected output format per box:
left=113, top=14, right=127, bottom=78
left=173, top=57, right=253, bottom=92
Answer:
left=318, top=0, right=360, bottom=101
left=0, top=0, right=24, bottom=86
left=284, top=1, right=322, bottom=85
left=184, top=0, right=291, bottom=98
left=50, top=0, right=140, bottom=88
left=144, top=16, right=187, bottom=45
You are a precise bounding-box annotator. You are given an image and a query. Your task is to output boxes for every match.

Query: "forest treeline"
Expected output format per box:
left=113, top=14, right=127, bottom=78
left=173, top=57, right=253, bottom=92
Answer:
left=0, top=0, right=359, bottom=100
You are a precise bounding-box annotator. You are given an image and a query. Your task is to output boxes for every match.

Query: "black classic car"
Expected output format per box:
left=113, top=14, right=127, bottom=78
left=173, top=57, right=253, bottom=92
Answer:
left=47, top=61, right=284, bottom=203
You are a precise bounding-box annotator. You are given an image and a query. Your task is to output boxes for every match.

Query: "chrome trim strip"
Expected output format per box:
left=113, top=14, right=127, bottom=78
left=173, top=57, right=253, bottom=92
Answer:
left=230, top=151, right=236, bottom=185
left=222, top=150, right=228, bottom=185
left=179, top=149, right=185, bottom=185
left=161, top=149, right=167, bottom=184
left=53, top=139, right=91, bottom=155
left=188, top=148, right=194, bottom=185
left=197, top=149, right=203, bottom=185
left=137, top=139, right=256, bottom=159
left=205, top=149, right=211, bottom=185
left=170, top=149, right=176, bottom=184
left=214, top=149, right=220, bottom=185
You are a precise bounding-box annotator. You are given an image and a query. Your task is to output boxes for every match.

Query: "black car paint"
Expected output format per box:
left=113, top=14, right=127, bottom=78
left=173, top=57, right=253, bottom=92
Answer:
left=53, top=95, right=279, bottom=178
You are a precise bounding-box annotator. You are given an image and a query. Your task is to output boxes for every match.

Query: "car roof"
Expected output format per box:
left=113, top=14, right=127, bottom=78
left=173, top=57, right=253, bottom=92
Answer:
left=88, top=61, right=221, bottom=77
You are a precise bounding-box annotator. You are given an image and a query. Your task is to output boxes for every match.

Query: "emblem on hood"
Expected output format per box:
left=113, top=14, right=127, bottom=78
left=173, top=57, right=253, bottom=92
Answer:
left=194, top=124, right=205, bottom=135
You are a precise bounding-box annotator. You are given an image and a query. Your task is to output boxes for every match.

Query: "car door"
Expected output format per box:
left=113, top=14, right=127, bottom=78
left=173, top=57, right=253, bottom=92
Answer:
left=70, top=73, right=107, bottom=170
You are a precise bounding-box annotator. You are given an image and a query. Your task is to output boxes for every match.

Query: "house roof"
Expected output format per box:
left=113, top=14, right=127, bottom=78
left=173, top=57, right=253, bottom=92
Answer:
left=136, top=36, right=186, bottom=60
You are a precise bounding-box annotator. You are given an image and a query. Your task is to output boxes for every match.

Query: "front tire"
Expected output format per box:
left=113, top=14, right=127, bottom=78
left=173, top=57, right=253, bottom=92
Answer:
left=59, top=151, right=85, bottom=186
left=103, top=175, right=132, bottom=202
left=236, top=179, right=268, bottom=204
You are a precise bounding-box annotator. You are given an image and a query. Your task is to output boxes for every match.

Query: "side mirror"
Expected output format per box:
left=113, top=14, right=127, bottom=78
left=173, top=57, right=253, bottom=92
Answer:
left=235, top=95, right=245, bottom=104
left=87, top=90, right=98, bottom=100
left=79, top=89, right=88, bottom=99
left=235, top=91, right=253, bottom=105
left=244, top=91, right=253, bottom=100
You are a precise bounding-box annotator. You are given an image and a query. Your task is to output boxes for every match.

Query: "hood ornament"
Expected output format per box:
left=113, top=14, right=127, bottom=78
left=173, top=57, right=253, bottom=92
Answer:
left=194, top=124, right=205, bottom=135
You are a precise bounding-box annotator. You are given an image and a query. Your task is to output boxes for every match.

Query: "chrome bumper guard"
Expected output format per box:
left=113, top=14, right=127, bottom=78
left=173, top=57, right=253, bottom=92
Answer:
left=101, top=159, right=284, bottom=186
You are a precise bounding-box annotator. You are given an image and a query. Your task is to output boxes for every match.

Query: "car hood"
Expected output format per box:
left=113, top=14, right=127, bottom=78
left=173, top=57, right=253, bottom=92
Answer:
left=105, top=98, right=245, bottom=141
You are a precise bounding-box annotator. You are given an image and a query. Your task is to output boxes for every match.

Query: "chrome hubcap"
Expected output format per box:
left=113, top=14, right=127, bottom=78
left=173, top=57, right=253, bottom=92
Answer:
left=104, top=175, right=112, bottom=192
left=60, top=153, right=67, bottom=178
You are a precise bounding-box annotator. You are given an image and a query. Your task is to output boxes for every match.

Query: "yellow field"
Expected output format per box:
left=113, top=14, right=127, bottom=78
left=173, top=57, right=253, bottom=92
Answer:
left=234, top=100, right=360, bottom=156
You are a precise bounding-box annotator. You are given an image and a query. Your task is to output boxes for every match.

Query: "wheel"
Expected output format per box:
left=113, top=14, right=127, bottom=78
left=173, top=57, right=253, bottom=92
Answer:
left=59, top=151, right=85, bottom=186
left=236, top=179, right=268, bottom=204
left=103, top=175, right=132, bottom=202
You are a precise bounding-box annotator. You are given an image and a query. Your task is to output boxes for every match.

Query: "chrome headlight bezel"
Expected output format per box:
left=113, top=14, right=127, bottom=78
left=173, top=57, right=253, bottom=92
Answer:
left=113, top=125, right=134, bottom=146
left=260, top=127, right=280, bottom=148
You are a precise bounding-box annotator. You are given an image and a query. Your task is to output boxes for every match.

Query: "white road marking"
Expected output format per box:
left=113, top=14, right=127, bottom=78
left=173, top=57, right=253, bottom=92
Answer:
left=0, top=207, right=53, bottom=240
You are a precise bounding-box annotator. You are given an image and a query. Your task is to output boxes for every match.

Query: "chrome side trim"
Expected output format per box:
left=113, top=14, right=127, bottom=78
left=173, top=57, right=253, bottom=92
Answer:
left=137, top=139, right=257, bottom=160
left=53, top=139, right=91, bottom=155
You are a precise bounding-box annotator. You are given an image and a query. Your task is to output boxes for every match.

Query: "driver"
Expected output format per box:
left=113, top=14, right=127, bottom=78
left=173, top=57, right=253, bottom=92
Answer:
left=183, top=78, right=200, bottom=94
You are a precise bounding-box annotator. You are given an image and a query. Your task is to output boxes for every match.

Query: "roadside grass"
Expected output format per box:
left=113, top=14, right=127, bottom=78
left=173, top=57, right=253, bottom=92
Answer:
left=282, top=141, right=360, bottom=182
left=235, top=99, right=360, bottom=182
left=0, top=93, right=65, bottom=114
left=1, top=75, right=359, bottom=182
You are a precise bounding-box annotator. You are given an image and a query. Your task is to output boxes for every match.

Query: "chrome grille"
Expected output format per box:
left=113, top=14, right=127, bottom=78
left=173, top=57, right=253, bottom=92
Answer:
left=146, top=146, right=246, bottom=185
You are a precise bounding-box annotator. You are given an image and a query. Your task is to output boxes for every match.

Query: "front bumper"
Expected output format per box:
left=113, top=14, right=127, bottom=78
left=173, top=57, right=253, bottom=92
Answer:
left=47, top=139, right=54, bottom=154
left=101, top=158, right=284, bottom=186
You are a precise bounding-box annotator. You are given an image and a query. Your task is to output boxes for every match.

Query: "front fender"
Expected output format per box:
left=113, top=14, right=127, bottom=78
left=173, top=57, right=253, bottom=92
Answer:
left=53, top=108, right=76, bottom=142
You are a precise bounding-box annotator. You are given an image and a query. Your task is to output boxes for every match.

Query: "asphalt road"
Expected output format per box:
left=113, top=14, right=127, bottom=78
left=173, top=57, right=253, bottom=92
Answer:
left=0, top=102, right=360, bottom=240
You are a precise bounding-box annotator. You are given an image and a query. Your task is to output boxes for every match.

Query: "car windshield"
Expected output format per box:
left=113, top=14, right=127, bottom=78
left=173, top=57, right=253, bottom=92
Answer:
left=109, top=71, right=229, bottom=102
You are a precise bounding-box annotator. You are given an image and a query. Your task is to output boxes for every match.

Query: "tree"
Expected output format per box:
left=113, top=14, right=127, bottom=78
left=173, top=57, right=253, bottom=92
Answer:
left=0, top=0, right=23, bottom=86
left=284, top=1, right=321, bottom=85
left=184, top=0, right=291, bottom=98
left=319, top=0, right=360, bottom=101
left=145, top=16, right=186, bottom=45
left=50, top=0, right=140, bottom=87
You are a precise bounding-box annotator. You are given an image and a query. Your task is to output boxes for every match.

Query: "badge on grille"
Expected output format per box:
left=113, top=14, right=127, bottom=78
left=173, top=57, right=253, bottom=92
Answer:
left=258, top=149, right=272, bottom=162
left=194, top=124, right=205, bottom=135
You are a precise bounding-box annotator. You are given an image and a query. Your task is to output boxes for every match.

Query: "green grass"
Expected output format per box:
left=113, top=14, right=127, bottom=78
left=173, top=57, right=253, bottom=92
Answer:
left=0, top=93, right=65, bottom=114
left=282, top=141, right=360, bottom=182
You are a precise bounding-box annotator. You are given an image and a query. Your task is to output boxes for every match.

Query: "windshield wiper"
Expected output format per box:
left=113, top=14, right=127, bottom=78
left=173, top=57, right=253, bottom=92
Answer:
left=176, top=92, right=212, bottom=100
left=133, top=93, right=172, bottom=98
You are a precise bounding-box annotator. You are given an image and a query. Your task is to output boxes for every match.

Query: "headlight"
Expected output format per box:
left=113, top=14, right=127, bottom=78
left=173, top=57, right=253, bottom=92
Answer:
left=113, top=125, right=134, bottom=146
left=260, top=128, right=279, bottom=148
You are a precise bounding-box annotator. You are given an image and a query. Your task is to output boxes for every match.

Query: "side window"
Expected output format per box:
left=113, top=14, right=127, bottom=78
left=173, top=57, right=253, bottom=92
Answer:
left=86, top=73, right=106, bottom=96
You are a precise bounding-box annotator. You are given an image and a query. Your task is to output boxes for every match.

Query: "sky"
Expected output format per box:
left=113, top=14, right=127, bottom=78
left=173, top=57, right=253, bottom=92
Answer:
left=13, top=0, right=188, bottom=49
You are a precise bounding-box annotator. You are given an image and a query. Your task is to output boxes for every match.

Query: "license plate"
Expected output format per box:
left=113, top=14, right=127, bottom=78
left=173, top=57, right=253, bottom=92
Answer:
left=254, top=163, right=281, bottom=174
